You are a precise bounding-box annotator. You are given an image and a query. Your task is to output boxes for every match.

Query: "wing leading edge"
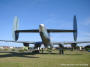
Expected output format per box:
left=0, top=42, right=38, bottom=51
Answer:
left=53, top=41, right=90, bottom=45
left=47, top=29, right=75, bottom=33
left=0, top=40, right=90, bottom=45
left=0, top=40, right=36, bottom=44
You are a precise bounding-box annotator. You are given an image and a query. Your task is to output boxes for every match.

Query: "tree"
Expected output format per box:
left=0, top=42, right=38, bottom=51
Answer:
left=85, top=45, right=90, bottom=51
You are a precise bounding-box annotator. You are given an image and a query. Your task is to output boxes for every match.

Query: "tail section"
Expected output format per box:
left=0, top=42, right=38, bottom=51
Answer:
left=12, top=16, right=19, bottom=41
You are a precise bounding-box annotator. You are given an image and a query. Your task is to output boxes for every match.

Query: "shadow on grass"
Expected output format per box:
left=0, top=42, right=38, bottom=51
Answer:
left=0, top=51, right=83, bottom=58
left=39, top=53, right=59, bottom=55
left=0, top=52, right=39, bottom=58
left=65, top=54, right=83, bottom=55
left=38, top=52, right=83, bottom=55
left=40, top=53, right=83, bottom=55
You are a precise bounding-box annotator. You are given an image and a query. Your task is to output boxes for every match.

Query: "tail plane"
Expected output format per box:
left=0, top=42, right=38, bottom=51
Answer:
left=73, top=15, right=77, bottom=41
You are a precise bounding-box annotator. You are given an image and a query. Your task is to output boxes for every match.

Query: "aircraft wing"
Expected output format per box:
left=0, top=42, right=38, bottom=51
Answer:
left=52, top=41, right=90, bottom=45
left=1, top=40, right=90, bottom=44
left=15, top=29, right=39, bottom=33
left=47, top=29, right=75, bottom=33
left=15, top=29, right=75, bottom=33
left=15, top=29, right=74, bottom=33
left=0, top=40, right=36, bottom=44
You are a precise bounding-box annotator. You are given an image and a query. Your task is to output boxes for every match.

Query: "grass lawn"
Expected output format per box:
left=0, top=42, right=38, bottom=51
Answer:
left=0, top=50, right=90, bottom=67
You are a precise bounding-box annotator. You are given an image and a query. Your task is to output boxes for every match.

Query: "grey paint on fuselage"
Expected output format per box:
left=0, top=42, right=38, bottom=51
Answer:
left=39, top=24, right=52, bottom=48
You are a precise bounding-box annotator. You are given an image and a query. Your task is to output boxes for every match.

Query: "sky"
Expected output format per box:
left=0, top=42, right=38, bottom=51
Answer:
left=0, top=0, right=90, bottom=47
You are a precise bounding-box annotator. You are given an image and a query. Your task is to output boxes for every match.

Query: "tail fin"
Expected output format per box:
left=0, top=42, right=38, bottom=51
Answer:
left=12, top=16, right=19, bottom=41
left=73, top=15, right=77, bottom=41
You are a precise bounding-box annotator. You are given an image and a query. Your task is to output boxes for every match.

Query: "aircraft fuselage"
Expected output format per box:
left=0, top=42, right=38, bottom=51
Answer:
left=39, top=24, right=52, bottom=48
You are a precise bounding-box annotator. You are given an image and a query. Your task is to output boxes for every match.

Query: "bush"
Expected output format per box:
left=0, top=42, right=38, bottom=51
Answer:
left=23, top=47, right=28, bottom=51
left=47, top=48, right=52, bottom=53
left=85, top=45, right=90, bottom=51
left=12, top=49, right=15, bottom=51
left=0, top=49, right=3, bottom=51
left=4, top=48, right=8, bottom=51
left=18, top=49, right=24, bottom=52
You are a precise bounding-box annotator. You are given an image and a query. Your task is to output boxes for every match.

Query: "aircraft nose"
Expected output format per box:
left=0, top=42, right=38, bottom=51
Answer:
left=39, top=24, right=45, bottom=32
left=40, top=24, right=44, bottom=27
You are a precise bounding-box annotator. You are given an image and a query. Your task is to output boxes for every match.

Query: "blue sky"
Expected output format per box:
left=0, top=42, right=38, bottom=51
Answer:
left=0, top=0, right=90, bottom=47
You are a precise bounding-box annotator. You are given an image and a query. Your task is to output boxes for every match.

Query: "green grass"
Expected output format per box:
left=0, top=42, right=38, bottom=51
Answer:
left=0, top=51, right=90, bottom=67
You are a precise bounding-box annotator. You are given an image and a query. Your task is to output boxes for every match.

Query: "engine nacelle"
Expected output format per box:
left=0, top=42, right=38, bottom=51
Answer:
left=34, top=42, right=42, bottom=49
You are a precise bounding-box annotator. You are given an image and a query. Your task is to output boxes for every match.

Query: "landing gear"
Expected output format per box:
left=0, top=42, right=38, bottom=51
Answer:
left=71, top=43, right=77, bottom=51
left=32, top=50, right=40, bottom=54
left=33, top=42, right=42, bottom=54
left=23, top=43, right=29, bottom=50
left=41, top=48, right=44, bottom=53
left=59, top=44, right=64, bottom=54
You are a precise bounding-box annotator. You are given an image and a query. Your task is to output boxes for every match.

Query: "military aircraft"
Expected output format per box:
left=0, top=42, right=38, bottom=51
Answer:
left=0, top=16, right=90, bottom=50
